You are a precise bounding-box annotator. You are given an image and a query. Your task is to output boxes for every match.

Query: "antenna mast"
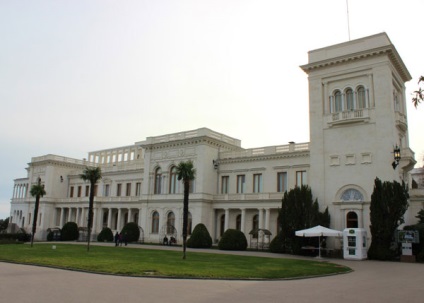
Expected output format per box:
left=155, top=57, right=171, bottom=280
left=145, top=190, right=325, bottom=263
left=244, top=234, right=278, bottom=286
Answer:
left=346, top=0, right=351, bottom=40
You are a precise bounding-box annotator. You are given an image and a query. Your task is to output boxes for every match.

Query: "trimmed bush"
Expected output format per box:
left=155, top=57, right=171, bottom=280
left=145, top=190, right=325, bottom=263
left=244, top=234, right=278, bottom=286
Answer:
left=187, top=223, right=212, bottom=248
left=61, top=222, right=79, bottom=241
left=97, top=227, right=114, bottom=242
left=121, top=222, right=140, bottom=243
left=269, top=230, right=285, bottom=253
left=218, top=229, right=247, bottom=251
left=0, top=231, right=30, bottom=244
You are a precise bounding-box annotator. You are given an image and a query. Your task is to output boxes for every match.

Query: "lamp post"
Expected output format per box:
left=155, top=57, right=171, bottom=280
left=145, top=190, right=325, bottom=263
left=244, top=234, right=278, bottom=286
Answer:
left=392, top=145, right=401, bottom=169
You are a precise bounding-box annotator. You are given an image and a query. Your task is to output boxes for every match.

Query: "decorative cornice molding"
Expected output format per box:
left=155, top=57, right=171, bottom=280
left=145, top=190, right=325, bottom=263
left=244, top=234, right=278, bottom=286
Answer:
left=301, top=45, right=411, bottom=82
left=140, top=136, right=241, bottom=152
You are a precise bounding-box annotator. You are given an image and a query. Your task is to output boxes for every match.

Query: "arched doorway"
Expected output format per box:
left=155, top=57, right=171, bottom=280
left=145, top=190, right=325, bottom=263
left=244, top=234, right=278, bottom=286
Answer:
left=346, top=211, right=358, bottom=228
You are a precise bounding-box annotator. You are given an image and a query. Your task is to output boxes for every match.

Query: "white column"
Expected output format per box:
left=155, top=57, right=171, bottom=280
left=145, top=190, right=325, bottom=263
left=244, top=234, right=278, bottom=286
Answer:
left=138, top=208, right=142, bottom=226
left=81, top=208, right=86, bottom=227
left=67, top=208, right=72, bottom=223
left=117, top=208, right=122, bottom=231
left=128, top=208, right=133, bottom=223
left=241, top=208, right=246, bottom=235
left=108, top=208, right=112, bottom=228
left=258, top=208, right=264, bottom=229
left=265, top=208, right=270, bottom=230
left=224, top=209, right=230, bottom=231
left=59, top=208, right=64, bottom=227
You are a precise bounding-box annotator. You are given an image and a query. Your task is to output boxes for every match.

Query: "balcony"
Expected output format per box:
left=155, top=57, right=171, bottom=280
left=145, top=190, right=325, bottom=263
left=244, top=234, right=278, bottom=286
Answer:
left=327, top=108, right=371, bottom=126
left=395, top=111, right=408, bottom=132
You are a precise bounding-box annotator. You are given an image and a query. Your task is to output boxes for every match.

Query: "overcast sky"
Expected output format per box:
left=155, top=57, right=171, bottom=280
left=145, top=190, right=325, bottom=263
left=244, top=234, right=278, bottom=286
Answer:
left=1, top=0, right=423, bottom=219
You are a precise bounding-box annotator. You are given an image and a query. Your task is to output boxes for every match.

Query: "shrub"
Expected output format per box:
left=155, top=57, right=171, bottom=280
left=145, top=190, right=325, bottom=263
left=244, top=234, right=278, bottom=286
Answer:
left=61, top=222, right=79, bottom=241
left=218, top=229, right=247, bottom=251
left=269, top=230, right=285, bottom=253
left=187, top=223, right=212, bottom=248
left=0, top=231, right=30, bottom=243
left=121, top=222, right=140, bottom=242
left=97, top=227, right=113, bottom=242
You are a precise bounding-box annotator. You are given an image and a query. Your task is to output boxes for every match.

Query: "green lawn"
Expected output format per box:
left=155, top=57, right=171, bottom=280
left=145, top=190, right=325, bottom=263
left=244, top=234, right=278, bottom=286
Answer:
left=0, top=244, right=350, bottom=279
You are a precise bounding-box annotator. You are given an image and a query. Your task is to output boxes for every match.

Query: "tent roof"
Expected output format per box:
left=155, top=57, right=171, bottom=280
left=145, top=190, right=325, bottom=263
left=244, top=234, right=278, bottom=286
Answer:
left=295, top=225, right=342, bottom=237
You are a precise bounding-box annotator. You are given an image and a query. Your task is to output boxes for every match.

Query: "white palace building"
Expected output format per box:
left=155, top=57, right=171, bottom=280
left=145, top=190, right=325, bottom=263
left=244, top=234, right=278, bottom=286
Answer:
left=9, top=33, right=424, bottom=245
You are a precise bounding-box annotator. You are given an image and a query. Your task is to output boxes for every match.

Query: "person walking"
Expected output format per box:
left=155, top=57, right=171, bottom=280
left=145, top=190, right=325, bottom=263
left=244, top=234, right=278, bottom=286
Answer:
left=114, top=232, right=119, bottom=247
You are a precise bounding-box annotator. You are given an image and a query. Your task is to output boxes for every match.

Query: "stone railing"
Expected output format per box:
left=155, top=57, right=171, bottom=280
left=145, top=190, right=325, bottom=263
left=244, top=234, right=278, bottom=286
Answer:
left=32, top=154, right=87, bottom=166
left=219, top=142, right=309, bottom=159
left=141, top=128, right=241, bottom=147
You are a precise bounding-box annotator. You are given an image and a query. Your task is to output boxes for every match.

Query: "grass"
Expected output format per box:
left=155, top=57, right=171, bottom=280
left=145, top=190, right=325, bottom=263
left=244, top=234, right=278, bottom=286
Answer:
left=0, top=244, right=351, bottom=279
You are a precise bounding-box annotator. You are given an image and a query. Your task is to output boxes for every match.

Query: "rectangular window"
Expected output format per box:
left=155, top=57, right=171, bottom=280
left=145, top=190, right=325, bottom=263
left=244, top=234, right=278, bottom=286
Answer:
left=104, top=184, right=110, bottom=197
left=85, top=185, right=89, bottom=197
left=77, top=186, right=82, bottom=197
left=221, top=176, right=229, bottom=194
left=296, top=171, right=307, bottom=187
left=117, top=183, right=122, bottom=196
left=136, top=182, right=141, bottom=196
left=94, top=185, right=98, bottom=196
left=277, top=172, right=288, bottom=192
left=237, top=175, right=245, bottom=193
left=70, top=186, right=74, bottom=198
left=253, top=174, right=263, bottom=193
left=126, top=183, right=131, bottom=196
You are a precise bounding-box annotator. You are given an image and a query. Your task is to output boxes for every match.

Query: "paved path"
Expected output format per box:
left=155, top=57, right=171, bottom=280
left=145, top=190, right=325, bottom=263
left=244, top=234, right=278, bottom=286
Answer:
left=0, top=243, right=422, bottom=303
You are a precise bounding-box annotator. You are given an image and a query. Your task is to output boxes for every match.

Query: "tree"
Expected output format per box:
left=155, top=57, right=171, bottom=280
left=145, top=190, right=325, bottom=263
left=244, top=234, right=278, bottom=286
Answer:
left=61, top=222, right=79, bottom=241
left=412, top=76, right=424, bottom=108
left=80, top=166, right=102, bottom=252
left=30, top=177, right=46, bottom=247
left=0, top=217, right=9, bottom=232
left=176, top=160, right=196, bottom=259
left=187, top=223, right=212, bottom=248
left=416, top=209, right=424, bottom=224
left=278, top=185, right=330, bottom=254
left=121, top=222, right=140, bottom=243
left=368, top=178, right=409, bottom=260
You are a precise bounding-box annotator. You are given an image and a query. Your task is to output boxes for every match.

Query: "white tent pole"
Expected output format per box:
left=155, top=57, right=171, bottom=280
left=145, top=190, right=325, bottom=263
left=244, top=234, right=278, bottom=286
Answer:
left=319, top=235, right=321, bottom=258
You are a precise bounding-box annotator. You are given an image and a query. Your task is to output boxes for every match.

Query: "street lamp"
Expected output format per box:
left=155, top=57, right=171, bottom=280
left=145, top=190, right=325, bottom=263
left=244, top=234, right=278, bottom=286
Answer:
left=392, top=145, right=401, bottom=169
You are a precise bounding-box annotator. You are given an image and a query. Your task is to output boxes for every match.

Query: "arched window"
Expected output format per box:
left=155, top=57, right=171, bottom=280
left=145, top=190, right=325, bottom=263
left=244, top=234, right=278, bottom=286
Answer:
left=341, top=189, right=363, bottom=202
left=334, top=90, right=342, bottom=112
left=252, top=215, right=259, bottom=238
left=154, top=167, right=162, bottom=194
left=346, top=88, right=354, bottom=110
left=236, top=214, right=241, bottom=231
left=169, top=166, right=178, bottom=194
left=167, top=212, right=175, bottom=234
left=357, top=86, right=366, bottom=109
left=346, top=211, right=358, bottom=228
left=152, top=211, right=159, bottom=233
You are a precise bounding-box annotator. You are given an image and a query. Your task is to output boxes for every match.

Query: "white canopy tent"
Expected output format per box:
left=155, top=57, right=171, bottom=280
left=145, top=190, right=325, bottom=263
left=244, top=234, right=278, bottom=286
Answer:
left=295, top=225, right=342, bottom=258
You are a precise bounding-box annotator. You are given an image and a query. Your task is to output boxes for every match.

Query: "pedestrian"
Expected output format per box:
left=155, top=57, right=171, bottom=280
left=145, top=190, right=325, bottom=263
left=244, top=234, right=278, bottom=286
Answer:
left=123, top=232, right=128, bottom=246
left=119, top=232, right=123, bottom=246
left=114, top=232, right=119, bottom=247
left=163, top=236, right=168, bottom=245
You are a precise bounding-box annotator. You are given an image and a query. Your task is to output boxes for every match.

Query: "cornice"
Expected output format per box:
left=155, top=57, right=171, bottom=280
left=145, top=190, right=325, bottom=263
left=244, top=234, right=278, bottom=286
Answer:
left=29, top=159, right=85, bottom=170
left=300, top=45, right=411, bottom=82
left=140, top=136, right=241, bottom=152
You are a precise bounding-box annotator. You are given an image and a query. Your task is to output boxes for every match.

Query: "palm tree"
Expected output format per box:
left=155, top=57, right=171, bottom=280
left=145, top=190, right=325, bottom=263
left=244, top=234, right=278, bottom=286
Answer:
left=80, top=166, right=102, bottom=252
left=30, top=177, right=46, bottom=247
left=176, top=160, right=196, bottom=259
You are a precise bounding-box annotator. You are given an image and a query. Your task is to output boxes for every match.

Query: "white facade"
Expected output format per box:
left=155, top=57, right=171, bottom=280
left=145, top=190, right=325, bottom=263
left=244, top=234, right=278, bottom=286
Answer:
left=9, top=33, right=424, bottom=246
